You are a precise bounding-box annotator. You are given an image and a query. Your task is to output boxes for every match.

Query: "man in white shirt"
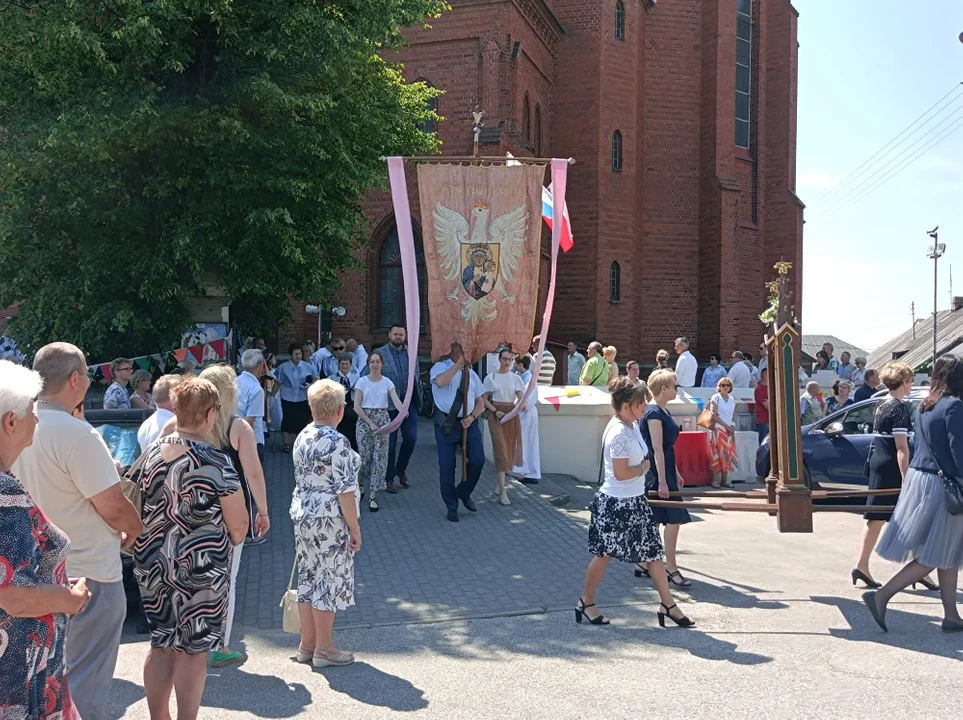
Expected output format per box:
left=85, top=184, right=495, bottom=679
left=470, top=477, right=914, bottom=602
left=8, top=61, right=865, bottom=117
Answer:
left=311, top=337, right=345, bottom=379
left=237, top=349, right=268, bottom=465
left=566, top=341, right=586, bottom=385
left=14, top=342, right=144, bottom=720
left=345, top=338, right=368, bottom=375
left=137, top=374, right=183, bottom=451
left=430, top=342, right=487, bottom=523
left=674, top=337, right=698, bottom=388
left=727, top=350, right=755, bottom=388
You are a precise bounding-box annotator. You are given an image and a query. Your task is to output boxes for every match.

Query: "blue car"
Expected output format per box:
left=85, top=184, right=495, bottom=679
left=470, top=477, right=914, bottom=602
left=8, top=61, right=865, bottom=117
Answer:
left=754, top=389, right=927, bottom=491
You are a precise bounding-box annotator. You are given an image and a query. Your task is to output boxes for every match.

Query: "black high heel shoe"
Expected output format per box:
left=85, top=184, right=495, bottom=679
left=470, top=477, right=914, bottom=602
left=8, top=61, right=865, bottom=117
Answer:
left=574, top=598, right=610, bottom=625
left=634, top=564, right=650, bottom=579
left=658, top=603, right=695, bottom=628
left=913, top=576, right=939, bottom=591
left=851, top=569, right=881, bottom=589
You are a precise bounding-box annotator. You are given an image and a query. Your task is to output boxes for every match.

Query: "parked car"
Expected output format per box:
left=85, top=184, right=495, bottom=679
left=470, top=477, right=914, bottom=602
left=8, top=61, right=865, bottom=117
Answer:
left=85, top=407, right=154, bottom=625
left=754, top=388, right=928, bottom=491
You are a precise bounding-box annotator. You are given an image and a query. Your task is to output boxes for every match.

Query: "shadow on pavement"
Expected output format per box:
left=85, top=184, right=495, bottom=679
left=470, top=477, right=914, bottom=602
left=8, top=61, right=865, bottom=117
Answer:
left=813, top=595, right=963, bottom=660
left=106, top=678, right=144, bottom=720
left=681, top=568, right=790, bottom=610
left=203, top=665, right=313, bottom=717
left=318, top=661, right=429, bottom=711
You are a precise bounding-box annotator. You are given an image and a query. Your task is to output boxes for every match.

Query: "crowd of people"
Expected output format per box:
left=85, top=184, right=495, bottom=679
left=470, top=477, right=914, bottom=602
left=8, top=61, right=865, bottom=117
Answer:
left=3, top=326, right=961, bottom=718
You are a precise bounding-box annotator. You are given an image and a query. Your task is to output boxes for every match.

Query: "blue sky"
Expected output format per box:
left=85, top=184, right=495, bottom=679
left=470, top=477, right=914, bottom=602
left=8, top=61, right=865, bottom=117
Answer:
left=797, top=0, right=963, bottom=353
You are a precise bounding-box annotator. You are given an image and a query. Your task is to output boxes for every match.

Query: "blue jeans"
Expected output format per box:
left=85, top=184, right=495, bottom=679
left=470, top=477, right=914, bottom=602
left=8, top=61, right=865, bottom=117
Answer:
left=434, top=420, right=484, bottom=512
left=757, top=423, right=769, bottom=444
left=386, top=407, right=418, bottom=485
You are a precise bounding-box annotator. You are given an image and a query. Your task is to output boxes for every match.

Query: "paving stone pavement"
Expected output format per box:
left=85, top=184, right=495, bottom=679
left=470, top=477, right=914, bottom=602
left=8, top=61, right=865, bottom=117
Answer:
left=231, top=419, right=657, bottom=633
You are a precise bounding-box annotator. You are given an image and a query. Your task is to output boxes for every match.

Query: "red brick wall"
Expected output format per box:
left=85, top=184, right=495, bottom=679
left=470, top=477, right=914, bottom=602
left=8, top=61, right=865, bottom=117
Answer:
left=280, top=0, right=803, bottom=367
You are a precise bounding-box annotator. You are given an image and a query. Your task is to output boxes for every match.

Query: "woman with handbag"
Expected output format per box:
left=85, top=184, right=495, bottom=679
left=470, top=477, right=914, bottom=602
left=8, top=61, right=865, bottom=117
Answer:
left=638, top=369, right=692, bottom=588
left=708, top=377, right=738, bottom=488
left=198, top=365, right=271, bottom=667
left=291, top=379, right=362, bottom=667
left=865, top=355, right=963, bottom=633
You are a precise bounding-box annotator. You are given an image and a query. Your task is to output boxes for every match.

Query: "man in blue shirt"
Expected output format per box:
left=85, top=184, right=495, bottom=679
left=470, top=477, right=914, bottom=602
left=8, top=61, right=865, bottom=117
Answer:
left=430, top=342, right=487, bottom=522
left=236, top=349, right=267, bottom=464
left=375, top=325, right=421, bottom=493
left=837, top=351, right=855, bottom=380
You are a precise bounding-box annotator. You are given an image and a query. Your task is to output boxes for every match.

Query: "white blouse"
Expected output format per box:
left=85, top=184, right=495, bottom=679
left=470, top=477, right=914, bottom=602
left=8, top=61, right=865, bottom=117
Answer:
left=712, top=393, right=735, bottom=427
left=484, top=371, right=526, bottom=404
left=354, top=376, right=396, bottom=409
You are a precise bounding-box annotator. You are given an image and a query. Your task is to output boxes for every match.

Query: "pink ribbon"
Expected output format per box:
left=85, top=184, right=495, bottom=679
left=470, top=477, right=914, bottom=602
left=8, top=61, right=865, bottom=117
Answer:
left=501, top=158, right=568, bottom=424
left=376, top=157, right=421, bottom=435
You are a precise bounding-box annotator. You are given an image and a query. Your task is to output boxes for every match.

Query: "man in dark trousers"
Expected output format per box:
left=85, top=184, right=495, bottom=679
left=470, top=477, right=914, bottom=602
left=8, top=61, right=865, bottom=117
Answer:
left=375, top=324, right=422, bottom=492
left=430, top=342, right=487, bottom=522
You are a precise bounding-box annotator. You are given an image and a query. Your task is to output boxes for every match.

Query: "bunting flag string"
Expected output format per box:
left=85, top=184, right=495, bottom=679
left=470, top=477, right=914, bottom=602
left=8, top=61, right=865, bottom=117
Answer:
left=87, top=339, right=229, bottom=385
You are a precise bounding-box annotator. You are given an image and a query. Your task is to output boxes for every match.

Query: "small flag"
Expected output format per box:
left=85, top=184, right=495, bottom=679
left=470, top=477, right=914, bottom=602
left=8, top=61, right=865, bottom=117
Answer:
left=152, top=354, right=166, bottom=374
left=173, top=348, right=189, bottom=362
left=209, top=339, right=226, bottom=359
left=188, top=345, right=205, bottom=364
left=134, top=357, right=151, bottom=371
left=101, top=364, right=113, bottom=384
left=542, top=185, right=574, bottom=253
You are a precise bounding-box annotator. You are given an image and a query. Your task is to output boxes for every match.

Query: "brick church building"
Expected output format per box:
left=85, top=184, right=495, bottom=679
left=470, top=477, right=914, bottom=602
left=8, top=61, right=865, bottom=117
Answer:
left=282, top=0, right=804, bottom=366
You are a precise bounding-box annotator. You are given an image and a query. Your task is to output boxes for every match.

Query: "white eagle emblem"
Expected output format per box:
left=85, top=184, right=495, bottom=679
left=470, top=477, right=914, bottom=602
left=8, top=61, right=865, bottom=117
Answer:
left=432, top=200, right=529, bottom=326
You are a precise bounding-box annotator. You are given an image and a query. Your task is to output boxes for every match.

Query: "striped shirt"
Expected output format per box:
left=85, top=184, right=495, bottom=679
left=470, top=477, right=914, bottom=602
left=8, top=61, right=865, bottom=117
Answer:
left=537, top=350, right=556, bottom=386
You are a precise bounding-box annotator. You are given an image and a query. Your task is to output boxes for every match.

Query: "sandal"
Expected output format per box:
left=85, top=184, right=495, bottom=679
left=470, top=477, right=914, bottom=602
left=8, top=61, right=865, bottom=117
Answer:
left=574, top=597, right=610, bottom=625
left=313, top=648, right=355, bottom=668
left=368, top=498, right=379, bottom=513
left=499, top=492, right=511, bottom=506
left=667, top=569, right=692, bottom=588
left=634, top=563, right=650, bottom=578
left=295, top=646, right=314, bottom=664
left=210, top=649, right=244, bottom=667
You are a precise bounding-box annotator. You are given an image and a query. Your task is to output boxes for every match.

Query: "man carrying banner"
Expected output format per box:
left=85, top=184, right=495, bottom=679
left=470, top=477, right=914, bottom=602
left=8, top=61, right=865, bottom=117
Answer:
left=430, top=342, right=487, bottom=522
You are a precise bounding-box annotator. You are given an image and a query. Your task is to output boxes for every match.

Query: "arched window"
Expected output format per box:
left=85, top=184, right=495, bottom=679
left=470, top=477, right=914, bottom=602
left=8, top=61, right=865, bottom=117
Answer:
left=612, top=130, right=623, bottom=172
left=533, top=104, right=542, bottom=156
left=615, top=1, right=626, bottom=41
left=610, top=261, right=621, bottom=302
left=417, top=80, right=436, bottom=134
left=378, top=225, right=427, bottom=330
left=522, top=93, right=531, bottom=141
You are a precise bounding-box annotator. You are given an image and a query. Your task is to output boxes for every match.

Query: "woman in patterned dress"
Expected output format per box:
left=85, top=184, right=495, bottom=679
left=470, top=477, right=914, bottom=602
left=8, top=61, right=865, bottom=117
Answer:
left=292, top=379, right=362, bottom=668
left=353, top=351, right=405, bottom=513
left=133, top=378, right=250, bottom=720
left=576, top=377, right=694, bottom=628
left=0, top=360, right=89, bottom=718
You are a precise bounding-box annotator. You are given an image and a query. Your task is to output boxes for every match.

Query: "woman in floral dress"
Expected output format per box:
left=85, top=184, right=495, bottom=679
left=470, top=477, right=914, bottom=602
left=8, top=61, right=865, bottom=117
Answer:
left=292, top=379, right=363, bottom=668
left=0, top=360, right=89, bottom=718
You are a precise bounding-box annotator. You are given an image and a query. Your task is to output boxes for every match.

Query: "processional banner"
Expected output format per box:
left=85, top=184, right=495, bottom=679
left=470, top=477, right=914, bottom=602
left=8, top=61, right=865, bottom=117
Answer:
left=417, top=163, right=546, bottom=363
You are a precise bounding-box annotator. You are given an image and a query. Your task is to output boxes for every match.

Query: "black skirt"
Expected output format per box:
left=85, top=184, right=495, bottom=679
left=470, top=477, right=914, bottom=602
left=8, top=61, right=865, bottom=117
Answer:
left=281, top=399, right=311, bottom=435
left=865, top=439, right=901, bottom=521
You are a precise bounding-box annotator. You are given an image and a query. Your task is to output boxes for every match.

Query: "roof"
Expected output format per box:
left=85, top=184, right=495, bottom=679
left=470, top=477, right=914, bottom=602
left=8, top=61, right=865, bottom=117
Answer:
left=801, top=335, right=868, bottom=363
left=867, top=310, right=963, bottom=371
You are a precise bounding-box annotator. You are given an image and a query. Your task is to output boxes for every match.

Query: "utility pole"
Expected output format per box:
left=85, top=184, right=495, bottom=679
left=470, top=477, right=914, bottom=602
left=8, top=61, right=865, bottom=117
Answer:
left=927, top=226, right=945, bottom=371
left=911, top=302, right=916, bottom=339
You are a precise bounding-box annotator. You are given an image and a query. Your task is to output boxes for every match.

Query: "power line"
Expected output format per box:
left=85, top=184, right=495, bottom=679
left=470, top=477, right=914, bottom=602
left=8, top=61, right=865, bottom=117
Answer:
left=812, top=81, right=963, bottom=206
left=822, top=116, right=963, bottom=219
left=818, top=102, right=963, bottom=214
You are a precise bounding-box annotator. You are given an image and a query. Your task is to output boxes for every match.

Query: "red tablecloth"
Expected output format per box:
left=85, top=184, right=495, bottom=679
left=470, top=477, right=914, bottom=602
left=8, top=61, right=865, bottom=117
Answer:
left=675, top=431, right=712, bottom=486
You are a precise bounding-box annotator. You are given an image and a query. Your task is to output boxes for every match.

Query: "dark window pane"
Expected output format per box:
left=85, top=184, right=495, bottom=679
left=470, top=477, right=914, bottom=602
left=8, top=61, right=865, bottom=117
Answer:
left=735, top=119, right=750, bottom=149
left=737, top=38, right=750, bottom=67
left=379, top=266, right=401, bottom=327
left=610, top=262, right=620, bottom=301
left=612, top=131, right=622, bottom=172
left=380, top=230, right=401, bottom=263
left=418, top=96, right=437, bottom=134
left=735, top=92, right=750, bottom=121
left=736, top=66, right=750, bottom=94
left=737, top=0, right=751, bottom=17
left=616, top=1, right=625, bottom=40
left=737, top=17, right=751, bottom=41
left=379, top=228, right=427, bottom=330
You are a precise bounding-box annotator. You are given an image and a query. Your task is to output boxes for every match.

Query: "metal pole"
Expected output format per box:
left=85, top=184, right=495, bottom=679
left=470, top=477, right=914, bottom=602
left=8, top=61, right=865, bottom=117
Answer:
left=934, top=251, right=939, bottom=370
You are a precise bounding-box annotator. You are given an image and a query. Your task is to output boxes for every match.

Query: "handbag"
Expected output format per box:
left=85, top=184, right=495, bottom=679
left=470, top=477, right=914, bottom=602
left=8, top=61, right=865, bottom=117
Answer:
left=919, top=414, right=963, bottom=515
left=280, top=559, right=300, bottom=633
left=697, top=406, right=714, bottom=430
left=118, top=448, right=150, bottom=556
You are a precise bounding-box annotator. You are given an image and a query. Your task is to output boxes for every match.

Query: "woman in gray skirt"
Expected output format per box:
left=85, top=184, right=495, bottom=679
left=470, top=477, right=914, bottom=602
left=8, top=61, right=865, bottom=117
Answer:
left=864, top=354, right=963, bottom=633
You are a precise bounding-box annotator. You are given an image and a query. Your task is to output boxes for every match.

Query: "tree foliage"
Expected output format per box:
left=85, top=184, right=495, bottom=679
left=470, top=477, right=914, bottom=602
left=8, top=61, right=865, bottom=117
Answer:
left=0, top=0, right=445, bottom=359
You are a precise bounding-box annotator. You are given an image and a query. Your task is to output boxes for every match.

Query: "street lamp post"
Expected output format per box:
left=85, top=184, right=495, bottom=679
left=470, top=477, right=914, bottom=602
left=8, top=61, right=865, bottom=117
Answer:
left=927, top=226, right=944, bottom=371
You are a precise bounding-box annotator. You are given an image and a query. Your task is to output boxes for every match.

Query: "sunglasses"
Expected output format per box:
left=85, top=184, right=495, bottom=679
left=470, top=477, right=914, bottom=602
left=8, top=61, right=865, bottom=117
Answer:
left=333, top=345, right=345, bottom=351
left=720, top=384, right=733, bottom=388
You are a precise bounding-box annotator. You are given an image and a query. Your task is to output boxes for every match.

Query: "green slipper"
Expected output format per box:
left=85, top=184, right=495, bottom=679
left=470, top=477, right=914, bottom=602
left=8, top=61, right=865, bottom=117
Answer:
left=210, top=650, right=244, bottom=667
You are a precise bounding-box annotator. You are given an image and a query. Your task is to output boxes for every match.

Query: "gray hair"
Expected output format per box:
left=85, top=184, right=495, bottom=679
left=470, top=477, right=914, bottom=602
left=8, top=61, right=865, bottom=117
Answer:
left=241, top=348, right=265, bottom=371
left=589, top=341, right=603, bottom=353
left=837, top=379, right=854, bottom=391
left=0, top=359, right=43, bottom=418
left=855, top=356, right=867, bottom=366
left=731, top=350, right=745, bottom=361
left=675, top=337, right=689, bottom=349
left=32, top=342, right=87, bottom=394
left=152, top=374, right=183, bottom=405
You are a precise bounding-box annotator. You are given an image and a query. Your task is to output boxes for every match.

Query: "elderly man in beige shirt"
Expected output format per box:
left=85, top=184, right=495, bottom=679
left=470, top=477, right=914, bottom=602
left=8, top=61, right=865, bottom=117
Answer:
left=14, top=342, right=143, bottom=720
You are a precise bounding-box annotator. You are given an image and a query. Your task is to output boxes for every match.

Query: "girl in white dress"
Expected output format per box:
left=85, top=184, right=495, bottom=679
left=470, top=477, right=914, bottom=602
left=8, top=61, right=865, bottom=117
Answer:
left=512, top=356, right=541, bottom=484
left=483, top=348, right=527, bottom=505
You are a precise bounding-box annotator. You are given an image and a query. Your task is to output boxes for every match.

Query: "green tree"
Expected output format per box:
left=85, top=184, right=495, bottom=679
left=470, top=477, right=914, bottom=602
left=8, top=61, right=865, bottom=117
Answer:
left=0, top=0, right=444, bottom=360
